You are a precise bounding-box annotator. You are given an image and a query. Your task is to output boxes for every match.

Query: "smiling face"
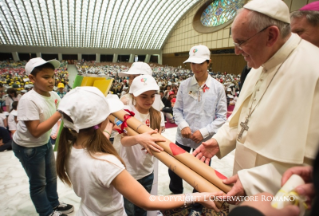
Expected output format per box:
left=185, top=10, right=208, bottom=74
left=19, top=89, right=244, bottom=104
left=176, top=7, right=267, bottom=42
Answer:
left=29, top=68, right=55, bottom=96
left=291, top=15, right=319, bottom=47
left=232, top=10, right=270, bottom=69
left=190, top=60, right=210, bottom=79
left=134, top=90, right=157, bottom=113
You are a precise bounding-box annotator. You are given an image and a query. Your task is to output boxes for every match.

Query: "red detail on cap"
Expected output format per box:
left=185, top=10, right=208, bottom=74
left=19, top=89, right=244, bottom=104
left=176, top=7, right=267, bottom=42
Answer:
left=169, top=143, right=186, bottom=156
left=215, top=170, right=227, bottom=180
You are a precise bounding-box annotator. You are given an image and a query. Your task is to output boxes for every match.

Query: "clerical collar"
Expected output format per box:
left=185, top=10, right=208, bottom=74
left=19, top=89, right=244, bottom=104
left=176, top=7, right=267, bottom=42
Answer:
left=190, top=75, right=212, bottom=88
left=262, top=33, right=301, bottom=72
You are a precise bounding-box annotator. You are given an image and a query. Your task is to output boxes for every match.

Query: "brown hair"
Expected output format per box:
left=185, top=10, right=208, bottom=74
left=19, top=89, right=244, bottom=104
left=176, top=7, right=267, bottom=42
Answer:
left=56, top=114, right=125, bottom=187
left=7, top=88, right=17, bottom=98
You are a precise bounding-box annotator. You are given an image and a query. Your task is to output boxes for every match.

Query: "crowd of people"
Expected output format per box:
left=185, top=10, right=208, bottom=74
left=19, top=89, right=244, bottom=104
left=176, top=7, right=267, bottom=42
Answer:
left=2, top=0, right=319, bottom=216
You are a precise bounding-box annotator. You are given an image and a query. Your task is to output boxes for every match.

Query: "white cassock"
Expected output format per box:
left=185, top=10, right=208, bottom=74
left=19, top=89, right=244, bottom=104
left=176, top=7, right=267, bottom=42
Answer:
left=213, top=33, right=319, bottom=196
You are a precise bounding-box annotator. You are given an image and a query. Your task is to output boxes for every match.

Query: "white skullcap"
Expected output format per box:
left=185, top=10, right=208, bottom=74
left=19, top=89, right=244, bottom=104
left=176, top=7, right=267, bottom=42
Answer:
left=244, top=0, right=290, bottom=24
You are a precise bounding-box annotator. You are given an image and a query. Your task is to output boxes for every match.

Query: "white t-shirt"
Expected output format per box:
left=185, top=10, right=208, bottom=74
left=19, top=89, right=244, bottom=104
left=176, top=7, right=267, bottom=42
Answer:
left=118, top=105, right=164, bottom=180
left=67, top=147, right=126, bottom=216
left=13, top=90, right=61, bottom=147
left=8, top=110, right=18, bottom=131
left=0, top=113, right=6, bottom=128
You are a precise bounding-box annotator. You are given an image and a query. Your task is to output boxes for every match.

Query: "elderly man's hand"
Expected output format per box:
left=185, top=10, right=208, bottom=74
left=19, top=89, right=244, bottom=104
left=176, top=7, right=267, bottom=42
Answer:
left=192, top=138, right=219, bottom=165
left=220, top=174, right=245, bottom=204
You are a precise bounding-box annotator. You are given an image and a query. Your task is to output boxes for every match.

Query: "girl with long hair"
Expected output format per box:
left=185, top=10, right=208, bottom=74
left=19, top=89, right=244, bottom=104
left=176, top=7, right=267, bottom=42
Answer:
left=119, top=75, right=168, bottom=215
left=56, top=87, right=221, bottom=216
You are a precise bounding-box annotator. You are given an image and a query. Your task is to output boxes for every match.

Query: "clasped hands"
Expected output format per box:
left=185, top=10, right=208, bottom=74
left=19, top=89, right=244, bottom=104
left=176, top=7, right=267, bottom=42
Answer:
left=181, top=127, right=203, bottom=144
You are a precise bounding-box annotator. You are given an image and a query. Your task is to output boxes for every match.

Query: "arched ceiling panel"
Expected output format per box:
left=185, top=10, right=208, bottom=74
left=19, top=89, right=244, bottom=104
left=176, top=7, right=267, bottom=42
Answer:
left=0, top=0, right=201, bottom=49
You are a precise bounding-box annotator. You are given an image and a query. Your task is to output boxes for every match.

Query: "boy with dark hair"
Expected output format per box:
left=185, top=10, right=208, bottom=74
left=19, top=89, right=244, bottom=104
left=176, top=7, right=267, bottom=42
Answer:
left=12, top=58, right=73, bottom=216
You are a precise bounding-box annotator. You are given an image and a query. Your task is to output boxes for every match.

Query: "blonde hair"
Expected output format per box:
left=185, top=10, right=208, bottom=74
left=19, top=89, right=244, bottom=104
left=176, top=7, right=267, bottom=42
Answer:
left=56, top=114, right=125, bottom=186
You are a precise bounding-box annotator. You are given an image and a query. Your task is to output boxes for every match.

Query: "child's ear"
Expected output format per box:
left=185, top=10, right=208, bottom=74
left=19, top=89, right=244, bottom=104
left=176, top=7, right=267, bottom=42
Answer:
left=28, top=74, right=35, bottom=84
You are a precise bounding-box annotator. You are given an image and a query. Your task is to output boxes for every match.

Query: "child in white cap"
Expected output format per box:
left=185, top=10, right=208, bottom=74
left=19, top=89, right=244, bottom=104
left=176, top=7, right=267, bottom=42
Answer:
left=118, top=75, right=166, bottom=216
left=118, top=62, right=164, bottom=112
left=12, top=57, right=73, bottom=216
left=56, top=86, right=222, bottom=216
left=171, top=45, right=227, bottom=215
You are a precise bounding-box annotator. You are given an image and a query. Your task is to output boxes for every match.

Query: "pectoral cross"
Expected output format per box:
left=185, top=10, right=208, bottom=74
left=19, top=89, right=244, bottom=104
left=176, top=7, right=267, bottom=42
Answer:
left=238, top=117, right=249, bottom=141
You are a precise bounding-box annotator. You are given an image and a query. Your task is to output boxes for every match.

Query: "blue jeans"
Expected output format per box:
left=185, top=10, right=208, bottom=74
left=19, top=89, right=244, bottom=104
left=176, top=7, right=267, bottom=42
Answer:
left=12, top=141, right=59, bottom=216
left=124, top=172, right=154, bottom=216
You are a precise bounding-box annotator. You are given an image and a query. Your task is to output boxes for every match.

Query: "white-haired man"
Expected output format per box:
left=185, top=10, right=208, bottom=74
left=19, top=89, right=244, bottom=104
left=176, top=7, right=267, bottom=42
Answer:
left=193, top=0, right=319, bottom=203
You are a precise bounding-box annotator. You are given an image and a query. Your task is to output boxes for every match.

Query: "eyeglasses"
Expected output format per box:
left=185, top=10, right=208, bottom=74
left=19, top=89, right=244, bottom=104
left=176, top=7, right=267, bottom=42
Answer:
left=233, top=26, right=270, bottom=50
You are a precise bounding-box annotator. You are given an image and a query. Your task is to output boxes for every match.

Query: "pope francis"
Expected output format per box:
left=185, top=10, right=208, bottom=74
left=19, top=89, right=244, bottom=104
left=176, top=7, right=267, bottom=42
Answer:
left=193, top=0, right=319, bottom=201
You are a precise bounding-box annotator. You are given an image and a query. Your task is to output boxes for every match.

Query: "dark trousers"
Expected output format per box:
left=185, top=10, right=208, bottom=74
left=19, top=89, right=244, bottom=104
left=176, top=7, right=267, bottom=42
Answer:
left=0, top=140, right=12, bottom=152
left=168, top=141, right=211, bottom=194
left=124, top=172, right=154, bottom=216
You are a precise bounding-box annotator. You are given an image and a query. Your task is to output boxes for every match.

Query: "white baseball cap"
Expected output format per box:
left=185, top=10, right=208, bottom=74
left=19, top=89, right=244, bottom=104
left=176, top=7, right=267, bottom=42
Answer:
left=244, top=0, right=290, bottom=24
left=118, top=62, right=153, bottom=77
left=183, top=45, right=210, bottom=64
left=25, top=57, right=60, bottom=75
left=129, top=75, right=159, bottom=97
left=58, top=86, right=124, bottom=133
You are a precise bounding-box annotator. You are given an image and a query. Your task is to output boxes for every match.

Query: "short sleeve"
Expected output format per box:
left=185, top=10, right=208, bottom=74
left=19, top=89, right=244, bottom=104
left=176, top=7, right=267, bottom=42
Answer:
left=17, top=97, right=40, bottom=121
left=0, top=114, right=6, bottom=120
left=160, top=112, right=165, bottom=127
left=93, top=154, right=125, bottom=188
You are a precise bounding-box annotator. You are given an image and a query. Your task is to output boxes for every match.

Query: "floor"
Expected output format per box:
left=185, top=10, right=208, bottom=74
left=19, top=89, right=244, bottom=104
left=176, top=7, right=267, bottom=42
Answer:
left=0, top=127, right=234, bottom=216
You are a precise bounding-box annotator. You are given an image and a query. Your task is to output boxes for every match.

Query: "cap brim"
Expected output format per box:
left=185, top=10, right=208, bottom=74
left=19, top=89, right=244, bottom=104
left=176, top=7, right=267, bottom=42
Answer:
left=47, top=59, right=61, bottom=69
left=106, top=97, right=124, bottom=113
left=118, top=70, right=141, bottom=77
left=132, top=86, right=159, bottom=97
left=183, top=57, right=208, bottom=64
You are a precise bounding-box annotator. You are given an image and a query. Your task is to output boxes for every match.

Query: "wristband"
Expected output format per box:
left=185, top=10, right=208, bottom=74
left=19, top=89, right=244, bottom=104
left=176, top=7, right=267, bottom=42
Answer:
left=103, top=130, right=111, bottom=136
left=184, top=193, right=194, bottom=207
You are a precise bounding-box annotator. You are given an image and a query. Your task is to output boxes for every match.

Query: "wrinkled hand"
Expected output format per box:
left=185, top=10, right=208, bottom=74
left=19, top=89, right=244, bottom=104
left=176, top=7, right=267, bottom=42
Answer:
left=199, top=191, right=225, bottom=212
left=136, top=130, right=165, bottom=155
left=281, top=166, right=314, bottom=207
left=240, top=192, right=300, bottom=216
left=192, top=138, right=219, bottom=165
left=190, top=130, right=203, bottom=144
left=220, top=174, right=245, bottom=204
left=181, top=127, right=192, bottom=139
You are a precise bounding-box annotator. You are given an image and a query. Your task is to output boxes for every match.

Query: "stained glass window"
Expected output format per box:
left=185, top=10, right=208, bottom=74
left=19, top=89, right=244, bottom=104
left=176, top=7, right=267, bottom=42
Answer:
left=200, top=0, right=245, bottom=27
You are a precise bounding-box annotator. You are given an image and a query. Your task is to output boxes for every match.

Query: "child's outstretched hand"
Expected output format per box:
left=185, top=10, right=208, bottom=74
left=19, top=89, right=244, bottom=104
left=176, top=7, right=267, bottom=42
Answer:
left=198, top=191, right=225, bottom=212
left=136, top=129, right=165, bottom=155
